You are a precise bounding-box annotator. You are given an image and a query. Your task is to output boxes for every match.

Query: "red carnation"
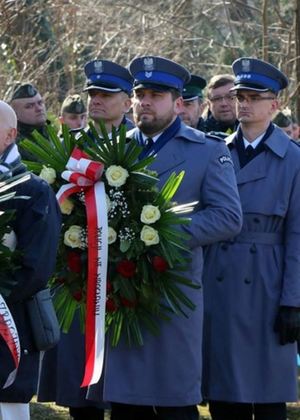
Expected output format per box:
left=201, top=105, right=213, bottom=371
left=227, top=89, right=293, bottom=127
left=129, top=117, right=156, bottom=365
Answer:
left=152, top=256, right=169, bottom=272
left=106, top=297, right=117, bottom=312
left=116, top=260, right=136, bottom=278
left=72, top=290, right=83, bottom=302
left=120, top=297, right=137, bottom=308
left=67, top=251, right=82, bottom=273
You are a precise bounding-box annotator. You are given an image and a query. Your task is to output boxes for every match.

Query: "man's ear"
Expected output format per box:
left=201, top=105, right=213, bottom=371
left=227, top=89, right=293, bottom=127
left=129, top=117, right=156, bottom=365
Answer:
left=174, top=96, right=184, bottom=115
left=270, top=99, right=279, bottom=115
left=123, top=97, right=132, bottom=113
left=5, top=128, right=17, bottom=146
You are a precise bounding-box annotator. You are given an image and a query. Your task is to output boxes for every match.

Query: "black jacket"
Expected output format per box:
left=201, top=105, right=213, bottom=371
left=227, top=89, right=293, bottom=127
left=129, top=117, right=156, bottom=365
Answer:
left=0, top=160, right=61, bottom=401
left=197, top=112, right=238, bottom=138
left=16, top=120, right=51, bottom=161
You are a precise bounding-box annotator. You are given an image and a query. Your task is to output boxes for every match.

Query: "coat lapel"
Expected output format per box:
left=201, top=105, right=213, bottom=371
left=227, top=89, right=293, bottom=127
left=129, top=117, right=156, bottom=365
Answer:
left=150, top=139, right=185, bottom=176
left=235, top=151, right=268, bottom=185
left=227, top=125, right=290, bottom=186
left=130, top=124, right=204, bottom=177
left=150, top=124, right=206, bottom=176
left=227, top=134, right=267, bottom=185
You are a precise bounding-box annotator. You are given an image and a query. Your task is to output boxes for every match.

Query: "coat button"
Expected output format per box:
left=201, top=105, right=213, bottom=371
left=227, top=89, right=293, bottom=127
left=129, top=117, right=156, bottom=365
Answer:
left=250, top=244, right=257, bottom=253
left=244, top=278, right=251, bottom=284
left=253, top=217, right=260, bottom=223
left=216, top=276, right=223, bottom=282
left=221, top=243, right=228, bottom=250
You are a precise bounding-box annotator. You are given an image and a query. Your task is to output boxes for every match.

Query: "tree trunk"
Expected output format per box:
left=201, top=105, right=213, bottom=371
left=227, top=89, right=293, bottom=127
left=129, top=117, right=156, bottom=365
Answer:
left=262, top=0, right=268, bottom=61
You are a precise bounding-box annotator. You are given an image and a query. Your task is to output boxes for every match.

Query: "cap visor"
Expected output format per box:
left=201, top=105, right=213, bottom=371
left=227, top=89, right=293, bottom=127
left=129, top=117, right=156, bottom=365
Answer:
left=83, top=85, right=122, bottom=93
left=183, top=95, right=201, bottom=102
left=230, top=84, right=269, bottom=92
left=133, top=82, right=175, bottom=92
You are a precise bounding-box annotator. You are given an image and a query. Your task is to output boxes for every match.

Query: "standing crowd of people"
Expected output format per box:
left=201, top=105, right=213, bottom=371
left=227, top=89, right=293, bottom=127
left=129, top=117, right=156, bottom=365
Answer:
left=0, top=53, right=299, bottom=420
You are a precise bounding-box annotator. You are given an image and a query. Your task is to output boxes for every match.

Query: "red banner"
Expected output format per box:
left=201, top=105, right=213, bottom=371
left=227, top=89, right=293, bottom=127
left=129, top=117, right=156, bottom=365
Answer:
left=57, top=148, right=108, bottom=386
left=0, top=295, right=20, bottom=388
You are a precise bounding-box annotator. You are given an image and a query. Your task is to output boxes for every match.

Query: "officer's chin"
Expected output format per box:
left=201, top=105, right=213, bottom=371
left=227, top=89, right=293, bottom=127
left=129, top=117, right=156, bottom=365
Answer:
left=181, top=118, right=190, bottom=125
left=35, top=118, right=47, bottom=126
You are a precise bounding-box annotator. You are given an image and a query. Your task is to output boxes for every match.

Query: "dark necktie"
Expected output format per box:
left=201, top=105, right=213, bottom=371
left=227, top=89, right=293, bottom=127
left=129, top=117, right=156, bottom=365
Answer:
left=245, top=144, right=255, bottom=159
left=244, top=145, right=257, bottom=166
left=144, top=137, right=153, bottom=147
left=139, top=137, right=154, bottom=159
left=235, top=124, right=274, bottom=168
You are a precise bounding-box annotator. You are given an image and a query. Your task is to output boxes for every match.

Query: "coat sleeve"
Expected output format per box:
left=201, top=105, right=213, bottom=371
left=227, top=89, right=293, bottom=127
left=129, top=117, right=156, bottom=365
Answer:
left=7, top=177, right=61, bottom=303
left=280, top=167, right=300, bottom=307
left=183, top=141, right=242, bottom=248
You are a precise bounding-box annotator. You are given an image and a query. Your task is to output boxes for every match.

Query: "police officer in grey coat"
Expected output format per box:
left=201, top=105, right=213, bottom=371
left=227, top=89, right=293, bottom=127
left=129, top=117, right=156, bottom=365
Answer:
left=202, top=57, right=300, bottom=420
left=38, top=60, right=135, bottom=420
left=101, top=56, right=242, bottom=420
left=83, top=59, right=134, bottom=137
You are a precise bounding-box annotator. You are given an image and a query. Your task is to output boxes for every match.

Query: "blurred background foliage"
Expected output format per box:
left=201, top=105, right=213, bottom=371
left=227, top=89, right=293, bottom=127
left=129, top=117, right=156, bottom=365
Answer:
left=0, top=0, right=299, bottom=119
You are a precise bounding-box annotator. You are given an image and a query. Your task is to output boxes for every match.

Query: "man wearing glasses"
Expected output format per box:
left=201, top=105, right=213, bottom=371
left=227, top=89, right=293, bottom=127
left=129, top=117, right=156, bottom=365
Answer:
left=202, top=57, right=300, bottom=420
left=198, top=74, right=238, bottom=137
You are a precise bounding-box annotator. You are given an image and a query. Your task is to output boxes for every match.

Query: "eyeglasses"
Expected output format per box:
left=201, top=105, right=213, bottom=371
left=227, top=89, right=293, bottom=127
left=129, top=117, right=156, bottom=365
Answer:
left=209, top=94, right=236, bottom=103
left=235, top=95, right=276, bottom=103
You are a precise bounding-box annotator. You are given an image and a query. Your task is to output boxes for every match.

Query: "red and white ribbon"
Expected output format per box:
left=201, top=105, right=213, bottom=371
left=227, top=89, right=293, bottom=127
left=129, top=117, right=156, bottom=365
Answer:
left=0, top=294, right=20, bottom=388
left=57, top=147, right=108, bottom=386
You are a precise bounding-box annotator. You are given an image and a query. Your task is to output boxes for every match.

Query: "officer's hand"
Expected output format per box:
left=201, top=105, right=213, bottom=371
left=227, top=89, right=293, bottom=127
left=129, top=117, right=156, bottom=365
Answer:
left=274, top=306, right=300, bottom=345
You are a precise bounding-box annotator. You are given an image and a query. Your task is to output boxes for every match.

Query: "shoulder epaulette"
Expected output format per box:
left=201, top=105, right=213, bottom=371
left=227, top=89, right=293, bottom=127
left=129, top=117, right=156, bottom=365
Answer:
left=205, top=132, right=226, bottom=142
left=290, top=139, right=300, bottom=147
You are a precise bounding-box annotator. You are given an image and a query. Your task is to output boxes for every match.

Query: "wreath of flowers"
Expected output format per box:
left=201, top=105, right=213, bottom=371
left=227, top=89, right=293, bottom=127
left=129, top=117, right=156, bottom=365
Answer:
left=21, top=122, right=198, bottom=346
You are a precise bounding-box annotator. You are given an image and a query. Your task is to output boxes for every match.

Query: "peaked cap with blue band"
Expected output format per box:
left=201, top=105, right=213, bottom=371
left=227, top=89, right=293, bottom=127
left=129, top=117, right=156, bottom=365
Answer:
left=231, top=57, right=288, bottom=93
left=83, top=59, right=133, bottom=95
left=182, top=74, right=206, bottom=101
left=128, top=56, right=191, bottom=92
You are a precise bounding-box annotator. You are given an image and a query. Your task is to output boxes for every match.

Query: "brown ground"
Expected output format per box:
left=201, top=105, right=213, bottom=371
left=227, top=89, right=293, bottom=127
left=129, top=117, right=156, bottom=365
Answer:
left=30, top=399, right=300, bottom=419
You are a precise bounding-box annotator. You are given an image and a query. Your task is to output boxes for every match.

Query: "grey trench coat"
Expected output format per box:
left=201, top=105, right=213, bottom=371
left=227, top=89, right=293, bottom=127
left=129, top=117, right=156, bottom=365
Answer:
left=202, top=126, right=300, bottom=403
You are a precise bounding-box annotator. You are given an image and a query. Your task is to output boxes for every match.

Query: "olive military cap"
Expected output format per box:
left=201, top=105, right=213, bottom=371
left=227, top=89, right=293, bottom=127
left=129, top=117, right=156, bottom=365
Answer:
left=61, top=94, right=86, bottom=114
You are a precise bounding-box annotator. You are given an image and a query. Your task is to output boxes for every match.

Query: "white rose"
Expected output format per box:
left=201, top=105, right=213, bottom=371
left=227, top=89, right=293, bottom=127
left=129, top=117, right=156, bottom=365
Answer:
left=60, top=198, right=74, bottom=215
left=2, top=230, right=17, bottom=251
left=140, top=225, right=159, bottom=246
left=39, top=166, right=56, bottom=184
left=64, top=225, right=83, bottom=248
left=108, top=226, right=117, bottom=244
left=105, top=165, right=129, bottom=188
left=140, top=205, right=161, bottom=224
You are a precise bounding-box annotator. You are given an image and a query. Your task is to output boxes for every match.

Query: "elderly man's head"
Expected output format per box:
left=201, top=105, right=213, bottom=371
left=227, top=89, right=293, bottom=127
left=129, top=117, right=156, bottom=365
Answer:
left=0, top=101, right=17, bottom=154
